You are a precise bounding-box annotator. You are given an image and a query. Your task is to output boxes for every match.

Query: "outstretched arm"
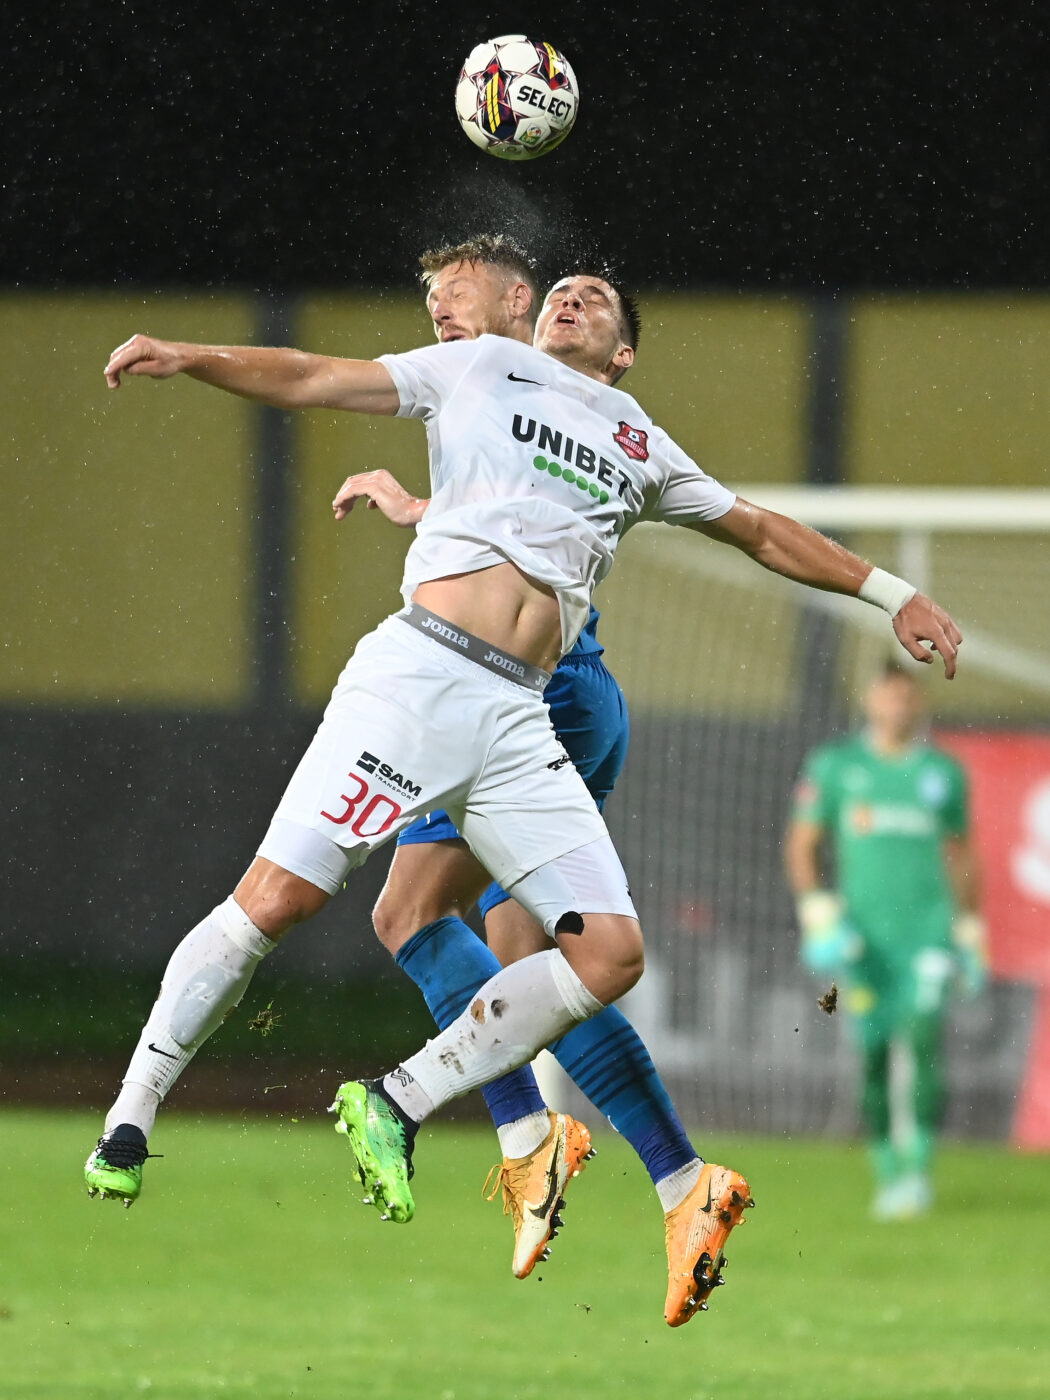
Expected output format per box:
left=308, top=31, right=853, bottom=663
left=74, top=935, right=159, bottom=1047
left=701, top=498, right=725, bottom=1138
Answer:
left=104, top=335, right=400, bottom=415
left=692, top=498, right=962, bottom=678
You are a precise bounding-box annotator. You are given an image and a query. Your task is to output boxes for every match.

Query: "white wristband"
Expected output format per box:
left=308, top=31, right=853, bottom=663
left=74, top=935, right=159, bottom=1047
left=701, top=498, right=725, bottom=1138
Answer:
left=858, top=567, right=916, bottom=617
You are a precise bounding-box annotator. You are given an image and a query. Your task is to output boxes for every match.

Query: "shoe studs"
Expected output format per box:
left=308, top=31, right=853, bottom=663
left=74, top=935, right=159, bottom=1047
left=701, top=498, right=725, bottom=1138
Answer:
left=361, top=1195, right=374, bottom=1205
left=573, top=1147, right=597, bottom=1176
left=87, top=1185, right=134, bottom=1207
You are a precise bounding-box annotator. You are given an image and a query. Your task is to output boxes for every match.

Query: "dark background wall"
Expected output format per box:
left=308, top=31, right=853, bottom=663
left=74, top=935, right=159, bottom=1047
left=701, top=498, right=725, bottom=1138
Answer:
left=5, top=1, right=1048, bottom=292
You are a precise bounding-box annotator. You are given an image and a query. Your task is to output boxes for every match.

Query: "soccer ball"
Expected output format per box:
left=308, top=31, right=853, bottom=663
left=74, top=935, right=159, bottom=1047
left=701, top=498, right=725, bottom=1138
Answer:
left=455, top=35, right=578, bottom=161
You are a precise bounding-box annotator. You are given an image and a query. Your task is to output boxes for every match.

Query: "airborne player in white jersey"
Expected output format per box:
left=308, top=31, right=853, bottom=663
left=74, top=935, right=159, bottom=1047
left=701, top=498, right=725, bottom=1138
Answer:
left=88, top=257, right=961, bottom=1325
left=350, top=238, right=733, bottom=1318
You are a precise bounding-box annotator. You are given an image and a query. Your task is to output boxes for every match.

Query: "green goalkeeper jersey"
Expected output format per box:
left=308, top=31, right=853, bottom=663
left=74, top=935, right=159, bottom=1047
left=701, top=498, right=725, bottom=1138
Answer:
left=792, top=734, right=968, bottom=955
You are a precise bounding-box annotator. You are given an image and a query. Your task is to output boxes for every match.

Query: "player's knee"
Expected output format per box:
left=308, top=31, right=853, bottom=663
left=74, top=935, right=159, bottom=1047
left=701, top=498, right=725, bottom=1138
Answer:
left=560, top=914, right=644, bottom=1005
left=608, top=938, right=645, bottom=1000
left=371, top=891, right=417, bottom=956
left=585, top=950, right=643, bottom=1007
left=235, top=866, right=328, bottom=938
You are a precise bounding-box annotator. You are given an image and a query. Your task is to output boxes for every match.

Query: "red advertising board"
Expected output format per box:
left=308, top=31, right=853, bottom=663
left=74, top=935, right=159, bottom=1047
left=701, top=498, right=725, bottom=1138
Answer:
left=937, top=730, right=1050, bottom=1148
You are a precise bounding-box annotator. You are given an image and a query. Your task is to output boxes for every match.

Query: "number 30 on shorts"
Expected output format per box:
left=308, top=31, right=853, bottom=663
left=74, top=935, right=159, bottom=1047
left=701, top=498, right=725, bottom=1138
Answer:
left=321, top=772, right=403, bottom=837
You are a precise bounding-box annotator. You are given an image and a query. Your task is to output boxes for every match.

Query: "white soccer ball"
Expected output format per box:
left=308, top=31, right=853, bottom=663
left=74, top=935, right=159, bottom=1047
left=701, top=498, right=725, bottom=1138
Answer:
left=455, top=35, right=579, bottom=161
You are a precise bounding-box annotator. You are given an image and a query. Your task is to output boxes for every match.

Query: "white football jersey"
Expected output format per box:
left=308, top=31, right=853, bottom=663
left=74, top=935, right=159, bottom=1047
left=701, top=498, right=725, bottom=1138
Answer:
left=378, top=334, right=736, bottom=650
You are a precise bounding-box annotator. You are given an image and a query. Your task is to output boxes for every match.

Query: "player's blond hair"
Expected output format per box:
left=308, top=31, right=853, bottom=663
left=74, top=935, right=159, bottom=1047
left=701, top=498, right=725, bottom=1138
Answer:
left=418, top=234, right=540, bottom=322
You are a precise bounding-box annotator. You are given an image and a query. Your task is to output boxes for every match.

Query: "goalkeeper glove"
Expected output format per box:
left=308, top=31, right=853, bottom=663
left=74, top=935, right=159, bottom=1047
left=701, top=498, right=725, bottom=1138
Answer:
left=796, top=890, right=863, bottom=973
left=953, top=911, right=989, bottom=999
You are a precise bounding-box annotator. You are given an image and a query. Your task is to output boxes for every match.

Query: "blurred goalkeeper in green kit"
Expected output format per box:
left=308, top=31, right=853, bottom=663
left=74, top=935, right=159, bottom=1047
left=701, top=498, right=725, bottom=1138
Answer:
left=785, top=662, right=987, bottom=1220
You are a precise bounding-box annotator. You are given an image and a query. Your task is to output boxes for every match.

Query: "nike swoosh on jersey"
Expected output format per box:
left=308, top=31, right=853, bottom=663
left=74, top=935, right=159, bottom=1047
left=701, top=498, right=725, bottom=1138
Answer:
left=507, top=372, right=546, bottom=385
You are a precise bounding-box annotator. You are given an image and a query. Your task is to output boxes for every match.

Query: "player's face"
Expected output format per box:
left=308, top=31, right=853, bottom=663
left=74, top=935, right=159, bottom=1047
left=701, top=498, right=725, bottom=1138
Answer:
left=534, top=276, right=634, bottom=381
left=425, top=260, right=522, bottom=342
left=864, top=674, right=925, bottom=741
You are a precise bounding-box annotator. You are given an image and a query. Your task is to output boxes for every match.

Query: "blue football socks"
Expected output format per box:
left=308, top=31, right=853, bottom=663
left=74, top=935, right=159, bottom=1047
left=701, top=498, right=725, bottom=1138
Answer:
left=550, top=1005, right=697, bottom=1185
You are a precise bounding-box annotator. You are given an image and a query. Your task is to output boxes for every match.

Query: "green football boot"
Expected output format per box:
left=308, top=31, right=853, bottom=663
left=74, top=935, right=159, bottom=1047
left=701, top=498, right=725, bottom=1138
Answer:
left=84, top=1125, right=151, bottom=1207
left=329, top=1080, right=415, bottom=1223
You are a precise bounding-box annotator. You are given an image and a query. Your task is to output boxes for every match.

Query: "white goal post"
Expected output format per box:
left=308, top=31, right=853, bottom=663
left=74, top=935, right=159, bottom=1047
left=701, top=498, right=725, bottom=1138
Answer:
left=673, top=485, right=1050, bottom=699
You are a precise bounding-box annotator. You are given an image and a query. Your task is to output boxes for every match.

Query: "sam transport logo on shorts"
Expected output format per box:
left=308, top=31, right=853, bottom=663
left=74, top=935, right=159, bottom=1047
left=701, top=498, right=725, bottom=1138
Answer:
left=356, top=751, right=422, bottom=798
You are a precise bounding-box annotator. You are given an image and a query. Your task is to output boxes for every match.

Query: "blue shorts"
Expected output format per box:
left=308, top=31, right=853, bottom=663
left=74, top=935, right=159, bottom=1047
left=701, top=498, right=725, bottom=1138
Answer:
left=397, top=651, right=630, bottom=917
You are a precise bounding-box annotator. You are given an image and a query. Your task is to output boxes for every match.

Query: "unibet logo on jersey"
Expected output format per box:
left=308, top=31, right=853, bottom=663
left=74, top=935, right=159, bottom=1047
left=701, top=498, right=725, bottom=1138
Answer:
left=511, top=414, right=638, bottom=507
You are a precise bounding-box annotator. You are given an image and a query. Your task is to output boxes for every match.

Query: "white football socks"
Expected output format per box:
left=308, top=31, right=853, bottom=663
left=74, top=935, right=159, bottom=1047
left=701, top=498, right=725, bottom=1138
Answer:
left=655, top=1157, right=705, bottom=1213
left=105, top=896, right=276, bottom=1138
left=383, top=949, right=603, bottom=1122
left=496, top=1111, right=554, bottom=1160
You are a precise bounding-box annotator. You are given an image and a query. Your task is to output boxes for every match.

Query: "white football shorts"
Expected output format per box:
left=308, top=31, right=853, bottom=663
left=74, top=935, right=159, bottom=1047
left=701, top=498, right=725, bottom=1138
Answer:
left=256, top=610, right=637, bottom=934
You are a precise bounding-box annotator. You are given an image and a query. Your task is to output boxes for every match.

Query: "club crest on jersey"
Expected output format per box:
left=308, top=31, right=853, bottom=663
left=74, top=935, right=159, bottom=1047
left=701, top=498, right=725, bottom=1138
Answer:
left=614, top=422, right=649, bottom=461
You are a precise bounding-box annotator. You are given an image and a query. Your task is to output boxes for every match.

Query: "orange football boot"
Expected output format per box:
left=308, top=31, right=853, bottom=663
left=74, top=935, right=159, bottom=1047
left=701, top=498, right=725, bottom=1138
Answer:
left=664, top=1162, right=754, bottom=1326
left=484, top=1112, right=595, bottom=1278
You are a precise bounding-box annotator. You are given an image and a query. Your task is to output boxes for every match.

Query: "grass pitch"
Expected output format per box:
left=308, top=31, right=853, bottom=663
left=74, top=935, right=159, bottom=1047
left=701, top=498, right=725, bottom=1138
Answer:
left=2, top=1108, right=1048, bottom=1400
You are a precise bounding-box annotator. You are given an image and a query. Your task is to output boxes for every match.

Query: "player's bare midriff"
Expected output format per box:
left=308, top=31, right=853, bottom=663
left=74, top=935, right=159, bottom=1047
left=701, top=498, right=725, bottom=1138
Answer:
left=413, top=562, right=563, bottom=672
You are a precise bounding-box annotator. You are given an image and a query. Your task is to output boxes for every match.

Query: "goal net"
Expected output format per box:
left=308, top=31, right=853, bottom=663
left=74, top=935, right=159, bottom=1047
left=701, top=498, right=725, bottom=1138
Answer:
left=537, top=487, right=1050, bottom=1141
